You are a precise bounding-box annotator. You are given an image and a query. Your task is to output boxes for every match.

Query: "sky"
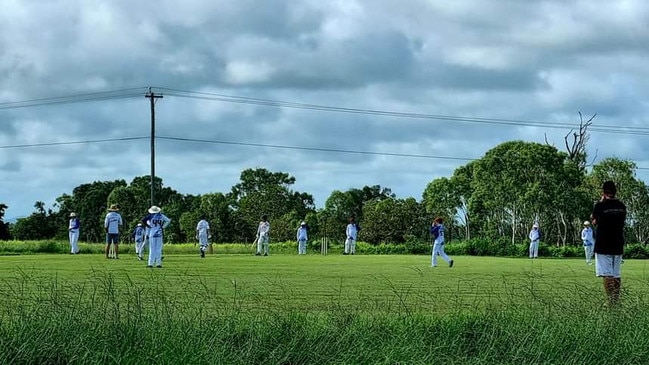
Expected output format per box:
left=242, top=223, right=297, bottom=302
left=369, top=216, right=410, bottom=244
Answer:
left=2, top=0, right=649, bottom=220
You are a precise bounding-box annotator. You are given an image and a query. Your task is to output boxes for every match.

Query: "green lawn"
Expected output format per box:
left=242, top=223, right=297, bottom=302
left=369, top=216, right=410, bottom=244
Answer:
left=2, top=253, right=649, bottom=313
left=3, top=254, right=649, bottom=364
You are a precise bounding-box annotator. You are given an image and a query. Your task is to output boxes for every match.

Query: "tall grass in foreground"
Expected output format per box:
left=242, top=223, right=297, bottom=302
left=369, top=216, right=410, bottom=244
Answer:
left=1, top=272, right=649, bottom=364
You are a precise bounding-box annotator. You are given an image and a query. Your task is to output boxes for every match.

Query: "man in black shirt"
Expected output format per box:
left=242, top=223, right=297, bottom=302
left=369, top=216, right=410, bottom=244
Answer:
left=591, top=180, right=627, bottom=306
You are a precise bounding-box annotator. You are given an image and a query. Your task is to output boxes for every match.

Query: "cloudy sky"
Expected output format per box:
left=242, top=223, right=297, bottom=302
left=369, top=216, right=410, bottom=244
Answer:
left=2, top=0, right=649, bottom=220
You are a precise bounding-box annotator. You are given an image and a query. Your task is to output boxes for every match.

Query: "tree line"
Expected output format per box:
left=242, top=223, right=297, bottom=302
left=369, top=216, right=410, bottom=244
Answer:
left=2, top=140, right=649, bottom=247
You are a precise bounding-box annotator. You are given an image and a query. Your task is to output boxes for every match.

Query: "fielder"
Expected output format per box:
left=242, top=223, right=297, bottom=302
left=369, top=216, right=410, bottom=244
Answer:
left=255, top=215, right=270, bottom=256
left=528, top=223, right=540, bottom=259
left=68, top=212, right=80, bottom=254
left=196, top=215, right=211, bottom=258
left=104, top=204, right=123, bottom=259
left=581, top=221, right=594, bottom=265
left=133, top=223, right=146, bottom=261
left=297, top=221, right=308, bottom=254
left=430, top=217, right=453, bottom=267
left=344, top=216, right=359, bottom=255
left=145, top=205, right=171, bottom=268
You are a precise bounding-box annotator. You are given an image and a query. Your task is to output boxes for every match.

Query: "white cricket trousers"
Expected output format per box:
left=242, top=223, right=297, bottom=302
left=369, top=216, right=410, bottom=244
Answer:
left=69, top=230, right=79, bottom=253
left=136, top=239, right=146, bottom=256
left=529, top=240, right=539, bottom=258
left=257, top=236, right=269, bottom=255
left=432, top=242, right=451, bottom=267
left=148, top=236, right=163, bottom=266
left=344, top=238, right=356, bottom=254
left=298, top=239, right=307, bottom=254
left=584, top=245, right=594, bottom=263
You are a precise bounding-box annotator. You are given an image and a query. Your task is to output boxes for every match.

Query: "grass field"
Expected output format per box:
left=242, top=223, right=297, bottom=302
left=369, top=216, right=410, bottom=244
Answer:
left=2, top=252, right=649, bottom=364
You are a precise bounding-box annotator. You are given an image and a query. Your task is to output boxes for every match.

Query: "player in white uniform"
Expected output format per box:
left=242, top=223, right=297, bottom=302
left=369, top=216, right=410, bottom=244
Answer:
left=145, top=206, right=171, bottom=268
left=104, top=204, right=123, bottom=259
left=297, top=221, right=308, bottom=254
left=344, top=216, right=359, bottom=255
left=255, top=215, right=270, bottom=256
left=581, top=221, right=594, bottom=265
left=68, top=212, right=80, bottom=254
left=133, top=223, right=146, bottom=261
left=196, top=216, right=211, bottom=258
left=431, top=217, right=453, bottom=267
left=528, top=223, right=540, bottom=259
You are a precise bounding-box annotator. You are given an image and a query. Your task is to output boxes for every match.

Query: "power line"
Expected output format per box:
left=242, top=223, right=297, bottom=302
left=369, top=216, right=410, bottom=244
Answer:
left=153, top=87, right=649, bottom=136
left=0, top=136, right=148, bottom=149
left=0, top=87, right=148, bottom=111
left=157, top=135, right=481, bottom=161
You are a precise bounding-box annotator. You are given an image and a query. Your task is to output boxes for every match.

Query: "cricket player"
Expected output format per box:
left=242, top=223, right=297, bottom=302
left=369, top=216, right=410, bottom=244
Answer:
left=145, top=205, right=171, bottom=268
left=297, top=221, right=308, bottom=254
left=591, top=180, right=627, bottom=306
left=196, top=215, right=211, bottom=258
left=581, top=221, right=594, bottom=265
left=255, top=215, right=270, bottom=256
left=133, top=223, right=146, bottom=261
left=430, top=217, right=453, bottom=267
left=68, top=212, right=80, bottom=254
left=528, top=223, right=540, bottom=259
left=344, top=216, right=359, bottom=255
left=104, top=204, right=123, bottom=259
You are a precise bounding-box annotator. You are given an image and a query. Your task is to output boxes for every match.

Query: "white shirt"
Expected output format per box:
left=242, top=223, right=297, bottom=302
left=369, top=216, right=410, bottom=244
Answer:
left=529, top=228, right=540, bottom=242
left=346, top=223, right=358, bottom=240
left=196, top=219, right=210, bottom=237
left=581, top=227, right=594, bottom=246
left=297, top=226, right=308, bottom=241
left=257, top=221, right=270, bottom=238
left=148, top=213, right=171, bottom=238
left=104, top=212, right=123, bottom=234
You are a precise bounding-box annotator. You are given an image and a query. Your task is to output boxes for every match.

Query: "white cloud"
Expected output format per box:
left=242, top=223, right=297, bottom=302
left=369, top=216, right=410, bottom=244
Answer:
left=2, top=0, right=649, bottom=219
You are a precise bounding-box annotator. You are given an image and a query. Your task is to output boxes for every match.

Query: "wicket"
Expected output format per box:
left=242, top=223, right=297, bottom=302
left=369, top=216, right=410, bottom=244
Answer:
left=108, top=243, right=117, bottom=259
left=320, top=237, right=328, bottom=255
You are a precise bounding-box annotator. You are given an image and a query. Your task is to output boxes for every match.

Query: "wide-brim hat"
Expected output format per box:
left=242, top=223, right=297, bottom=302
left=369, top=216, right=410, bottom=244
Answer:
left=148, top=205, right=161, bottom=214
left=69, top=212, right=76, bottom=217
left=300, top=221, right=306, bottom=226
left=583, top=221, right=590, bottom=226
left=532, top=223, right=539, bottom=228
left=108, top=204, right=119, bottom=211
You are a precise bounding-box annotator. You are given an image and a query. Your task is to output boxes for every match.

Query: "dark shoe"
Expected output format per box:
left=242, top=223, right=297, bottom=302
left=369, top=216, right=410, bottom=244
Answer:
left=137, top=256, right=142, bottom=261
left=255, top=252, right=261, bottom=256
left=263, top=253, right=268, bottom=256
left=343, top=252, right=348, bottom=255
left=449, top=260, right=454, bottom=268
left=200, top=251, right=205, bottom=258
left=147, top=265, right=153, bottom=268
left=156, top=265, right=162, bottom=268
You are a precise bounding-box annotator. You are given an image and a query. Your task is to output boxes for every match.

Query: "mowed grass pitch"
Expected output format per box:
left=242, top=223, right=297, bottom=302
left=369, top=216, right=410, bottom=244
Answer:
left=3, top=254, right=649, bottom=364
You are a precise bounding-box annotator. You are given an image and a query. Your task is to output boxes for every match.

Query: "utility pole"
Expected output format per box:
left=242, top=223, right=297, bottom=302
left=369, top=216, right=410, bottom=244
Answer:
left=145, top=88, right=163, bottom=207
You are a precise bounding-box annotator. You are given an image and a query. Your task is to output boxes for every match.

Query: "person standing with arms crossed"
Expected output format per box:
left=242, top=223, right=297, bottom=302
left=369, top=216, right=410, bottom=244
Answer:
left=104, top=204, right=123, bottom=259
left=196, top=215, right=211, bottom=258
left=430, top=217, right=453, bottom=267
left=581, top=221, right=595, bottom=265
left=145, top=206, right=171, bottom=268
left=68, top=212, right=80, bottom=254
left=255, top=215, right=270, bottom=256
left=591, top=180, right=627, bottom=307
left=297, top=221, right=308, bottom=255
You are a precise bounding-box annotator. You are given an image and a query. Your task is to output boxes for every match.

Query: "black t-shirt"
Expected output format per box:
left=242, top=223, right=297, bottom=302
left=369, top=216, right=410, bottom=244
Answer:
left=592, top=198, right=627, bottom=255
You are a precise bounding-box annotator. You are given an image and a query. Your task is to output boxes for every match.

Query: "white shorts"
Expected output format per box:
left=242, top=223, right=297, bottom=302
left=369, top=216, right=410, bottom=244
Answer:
left=595, top=254, right=622, bottom=278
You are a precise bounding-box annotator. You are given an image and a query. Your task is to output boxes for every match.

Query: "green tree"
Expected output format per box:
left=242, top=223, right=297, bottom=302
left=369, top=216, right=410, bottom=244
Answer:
left=0, top=203, right=10, bottom=240
left=229, top=168, right=315, bottom=242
